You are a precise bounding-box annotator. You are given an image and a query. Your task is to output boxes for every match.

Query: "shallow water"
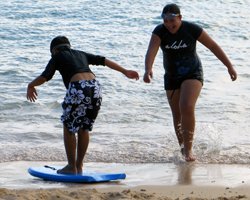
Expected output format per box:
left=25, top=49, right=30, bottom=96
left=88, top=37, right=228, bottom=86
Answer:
left=0, top=0, right=249, bottom=164
left=1, top=161, right=250, bottom=189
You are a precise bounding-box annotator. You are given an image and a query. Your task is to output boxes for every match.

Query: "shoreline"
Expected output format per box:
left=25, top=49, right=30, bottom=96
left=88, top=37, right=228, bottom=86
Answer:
left=0, top=161, right=250, bottom=199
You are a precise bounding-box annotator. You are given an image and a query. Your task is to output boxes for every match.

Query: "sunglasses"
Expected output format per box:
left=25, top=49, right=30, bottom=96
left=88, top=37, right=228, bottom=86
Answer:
left=161, top=13, right=180, bottom=20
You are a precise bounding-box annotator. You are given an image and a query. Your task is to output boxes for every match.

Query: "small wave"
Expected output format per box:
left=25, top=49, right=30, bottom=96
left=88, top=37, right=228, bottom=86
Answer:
left=1, top=140, right=250, bottom=164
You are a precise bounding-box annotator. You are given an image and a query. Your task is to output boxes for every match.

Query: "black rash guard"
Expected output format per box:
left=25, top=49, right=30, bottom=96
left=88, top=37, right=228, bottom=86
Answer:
left=41, top=46, right=105, bottom=88
left=153, top=21, right=203, bottom=81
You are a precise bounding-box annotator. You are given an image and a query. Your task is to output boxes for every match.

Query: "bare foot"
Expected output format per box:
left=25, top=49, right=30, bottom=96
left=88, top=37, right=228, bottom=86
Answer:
left=184, top=151, right=196, bottom=162
left=76, top=162, right=83, bottom=174
left=57, top=165, right=77, bottom=175
left=185, top=155, right=196, bottom=162
left=182, top=131, right=196, bottom=162
left=77, top=167, right=83, bottom=174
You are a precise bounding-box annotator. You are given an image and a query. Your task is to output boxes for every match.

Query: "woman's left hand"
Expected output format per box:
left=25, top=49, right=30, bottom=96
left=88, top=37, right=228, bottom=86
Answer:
left=27, top=86, right=38, bottom=102
left=228, top=67, right=237, bottom=81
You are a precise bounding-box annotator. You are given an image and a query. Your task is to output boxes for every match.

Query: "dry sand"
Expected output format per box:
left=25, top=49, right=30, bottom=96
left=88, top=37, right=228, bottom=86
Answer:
left=0, top=185, right=249, bottom=200
left=0, top=161, right=250, bottom=200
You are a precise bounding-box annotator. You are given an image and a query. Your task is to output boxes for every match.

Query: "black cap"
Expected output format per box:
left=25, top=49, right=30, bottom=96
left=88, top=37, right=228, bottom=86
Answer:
left=50, top=36, right=71, bottom=53
left=162, top=3, right=180, bottom=16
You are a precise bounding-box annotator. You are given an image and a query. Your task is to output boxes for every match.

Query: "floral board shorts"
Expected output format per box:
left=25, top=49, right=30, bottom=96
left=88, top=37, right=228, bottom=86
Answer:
left=61, top=79, right=102, bottom=133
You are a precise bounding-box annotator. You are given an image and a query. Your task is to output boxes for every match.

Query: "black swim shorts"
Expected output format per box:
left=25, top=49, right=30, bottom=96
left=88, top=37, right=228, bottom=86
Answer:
left=164, top=73, right=203, bottom=90
left=61, top=79, right=102, bottom=133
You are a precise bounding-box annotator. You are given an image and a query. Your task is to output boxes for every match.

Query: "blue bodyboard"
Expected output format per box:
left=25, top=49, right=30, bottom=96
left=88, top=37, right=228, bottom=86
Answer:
left=28, top=165, right=126, bottom=183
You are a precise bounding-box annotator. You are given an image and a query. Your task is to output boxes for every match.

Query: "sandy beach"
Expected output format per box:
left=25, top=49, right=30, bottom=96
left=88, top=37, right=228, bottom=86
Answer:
left=1, top=0, right=249, bottom=199
left=0, top=161, right=250, bottom=199
left=0, top=185, right=249, bottom=200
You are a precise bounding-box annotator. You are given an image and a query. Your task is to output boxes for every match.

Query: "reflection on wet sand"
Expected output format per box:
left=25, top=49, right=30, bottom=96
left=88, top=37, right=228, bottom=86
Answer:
left=177, top=163, right=195, bottom=185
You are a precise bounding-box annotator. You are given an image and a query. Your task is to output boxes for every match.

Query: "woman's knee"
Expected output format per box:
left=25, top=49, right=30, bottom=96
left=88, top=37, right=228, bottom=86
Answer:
left=180, top=103, right=195, bottom=116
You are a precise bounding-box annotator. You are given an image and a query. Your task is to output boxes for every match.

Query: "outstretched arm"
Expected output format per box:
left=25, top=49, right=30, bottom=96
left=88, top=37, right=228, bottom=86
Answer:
left=26, top=76, right=47, bottom=102
left=144, top=34, right=161, bottom=83
left=198, top=30, right=237, bottom=81
left=105, top=58, right=139, bottom=80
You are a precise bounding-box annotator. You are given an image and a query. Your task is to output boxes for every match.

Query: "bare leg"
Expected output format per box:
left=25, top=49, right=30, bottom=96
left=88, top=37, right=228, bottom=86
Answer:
left=166, top=90, right=184, bottom=147
left=57, top=126, right=77, bottom=174
left=180, top=80, right=202, bottom=162
left=76, top=129, right=89, bottom=174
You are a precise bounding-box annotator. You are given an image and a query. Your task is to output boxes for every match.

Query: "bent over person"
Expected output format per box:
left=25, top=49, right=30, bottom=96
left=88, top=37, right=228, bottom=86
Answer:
left=27, top=36, right=139, bottom=174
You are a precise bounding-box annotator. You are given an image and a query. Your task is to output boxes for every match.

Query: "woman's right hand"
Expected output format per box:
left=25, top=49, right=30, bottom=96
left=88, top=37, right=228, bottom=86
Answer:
left=27, top=86, right=38, bottom=102
left=143, top=71, right=153, bottom=83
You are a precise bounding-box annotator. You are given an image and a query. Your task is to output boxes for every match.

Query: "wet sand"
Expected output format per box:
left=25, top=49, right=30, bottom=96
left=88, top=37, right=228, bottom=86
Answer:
left=0, top=161, right=250, bottom=199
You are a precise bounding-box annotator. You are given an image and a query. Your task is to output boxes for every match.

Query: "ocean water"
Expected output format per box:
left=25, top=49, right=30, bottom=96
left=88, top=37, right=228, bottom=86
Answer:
left=0, top=0, right=249, bottom=164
